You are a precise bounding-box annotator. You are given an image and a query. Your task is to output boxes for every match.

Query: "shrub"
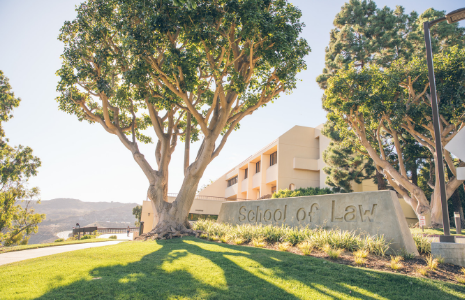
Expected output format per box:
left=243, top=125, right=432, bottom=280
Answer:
left=252, top=237, right=266, bottom=248
left=109, top=235, right=117, bottom=239
left=426, top=255, right=439, bottom=270
left=54, top=238, right=64, bottom=243
left=389, top=256, right=403, bottom=271
left=278, top=242, right=292, bottom=252
left=412, top=234, right=431, bottom=254
left=297, top=241, right=313, bottom=255
left=272, top=187, right=333, bottom=199
left=81, top=235, right=92, bottom=240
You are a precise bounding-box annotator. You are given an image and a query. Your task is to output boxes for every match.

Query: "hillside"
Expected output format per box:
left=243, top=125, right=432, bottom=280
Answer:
left=25, top=198, right=140, bottom=244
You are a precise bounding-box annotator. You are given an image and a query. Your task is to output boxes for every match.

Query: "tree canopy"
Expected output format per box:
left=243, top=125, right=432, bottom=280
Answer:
left=0, top=70, right=44, bottom=246
left=56, top=0, right=310, bottom=235
left=319, top=1, right=465, bottom=226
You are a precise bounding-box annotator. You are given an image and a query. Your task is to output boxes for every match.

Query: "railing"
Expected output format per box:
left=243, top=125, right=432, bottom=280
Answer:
left=167, top=193, right=249, bottom=201
left=97, top=227, right=139, bottom=234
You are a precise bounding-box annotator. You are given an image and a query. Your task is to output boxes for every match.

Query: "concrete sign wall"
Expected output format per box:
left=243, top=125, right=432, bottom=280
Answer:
left=217, top=190, right=418, bottom=254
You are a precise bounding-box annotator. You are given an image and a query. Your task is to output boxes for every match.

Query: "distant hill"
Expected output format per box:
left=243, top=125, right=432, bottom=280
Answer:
left=25, top=198, right=140, bottom=244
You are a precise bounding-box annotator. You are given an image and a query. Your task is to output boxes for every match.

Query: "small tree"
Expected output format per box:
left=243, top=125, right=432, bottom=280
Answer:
left=132, top=205, right=142, bottom=226
left=0, top=71, right=44, bottom=246
left=57, top=0, right=310, bottom=236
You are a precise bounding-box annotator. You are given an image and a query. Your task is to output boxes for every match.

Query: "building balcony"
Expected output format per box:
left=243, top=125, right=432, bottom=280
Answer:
left=225, top=184, right=238, bottom=198
left=266, top=164, right=277, bottom=183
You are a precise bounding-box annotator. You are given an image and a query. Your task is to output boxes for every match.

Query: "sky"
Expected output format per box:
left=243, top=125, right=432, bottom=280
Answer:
left=0, top=0, right=464, bottom=204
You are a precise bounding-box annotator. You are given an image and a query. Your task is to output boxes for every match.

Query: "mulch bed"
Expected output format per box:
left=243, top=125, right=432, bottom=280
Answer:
left=199, top=237, right=465, bottom=285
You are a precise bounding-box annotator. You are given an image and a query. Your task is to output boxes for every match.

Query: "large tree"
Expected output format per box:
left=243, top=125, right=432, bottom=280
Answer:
left=0, top=70, right=44, bottom=246
left=317, top=1, right=465, bottom=227
left=323, top=46, right=465, bottom=227
left=57, top=0, right=310, bottom=236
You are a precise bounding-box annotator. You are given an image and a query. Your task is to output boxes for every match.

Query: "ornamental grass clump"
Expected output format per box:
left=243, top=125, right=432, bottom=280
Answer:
left=389, top=256, right=403, bottom=271
left=192, top=220, right=390, bottom=255
left=278, top=242, right=292, bottom=252
left=457, top=269, right=465, bottom=284
left=233, top=237, right=245, bottom=245
left=412, top=234, right=431, bottom=254
left=219, top=235, right=230, bottom=243
left=353, top=249, right=369, bottom=266
left=297, top=241, right=313, bottom=256
left=426, top=255, right=439, bottom=270
left=417, top=266, right=429, bottom=277
left=252, top=237, right=266, bottom=248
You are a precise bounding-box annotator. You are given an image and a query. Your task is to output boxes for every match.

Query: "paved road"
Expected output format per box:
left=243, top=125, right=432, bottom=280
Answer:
left=0, top=241, right=122, bottom=266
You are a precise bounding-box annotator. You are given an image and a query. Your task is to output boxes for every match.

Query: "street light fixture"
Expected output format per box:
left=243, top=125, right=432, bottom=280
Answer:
left=423, top=8, right=465, bottom=243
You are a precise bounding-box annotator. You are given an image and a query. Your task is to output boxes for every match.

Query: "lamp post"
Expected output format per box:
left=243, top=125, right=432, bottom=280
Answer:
left=423, top=8, right=465, bottom=243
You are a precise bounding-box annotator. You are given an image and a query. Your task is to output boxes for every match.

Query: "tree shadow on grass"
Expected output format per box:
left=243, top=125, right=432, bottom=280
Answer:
left=36, top=237, right=465, bottom=300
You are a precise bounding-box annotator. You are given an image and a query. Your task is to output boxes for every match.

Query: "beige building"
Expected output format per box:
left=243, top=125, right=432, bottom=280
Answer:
left=141, top=125, right=418, bottom=233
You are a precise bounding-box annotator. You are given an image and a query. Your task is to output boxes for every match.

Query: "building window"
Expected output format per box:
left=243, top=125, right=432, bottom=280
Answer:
left=256, top=161, right=261, bottom=173
left=227, top=176, right=238, bottom=187
left=257, top=189, right=261, bottom=199
left=289, top=183, right=295, bottom=191
left=148, top=213, right=150, bottom=216
left=271, top=186, right=277, bottom=194
left=244, top=168, right=248, bottom=179
left=270, top=152, right=277, bottom=166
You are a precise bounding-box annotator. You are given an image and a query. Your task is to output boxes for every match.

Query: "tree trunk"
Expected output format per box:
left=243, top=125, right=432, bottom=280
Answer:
left=184, top=113, right=191, bottom=175
left=138, top=137, right=217, bottom=240
left=451, top=188, right=465, bottom=228
left=376, top=168, right=387, bottom=190
left=411, top=164, right=418, bottom=187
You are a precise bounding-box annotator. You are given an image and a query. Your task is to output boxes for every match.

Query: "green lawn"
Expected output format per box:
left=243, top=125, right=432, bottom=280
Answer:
left=1, top=237, right=464, bottom=300
left=1, top=238, right=113, bottom=253
left=410, top=228, right=462, bottom=236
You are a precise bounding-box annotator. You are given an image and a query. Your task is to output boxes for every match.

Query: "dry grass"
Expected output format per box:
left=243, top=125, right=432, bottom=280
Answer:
left=278, top=242, right=292, bottom=252
left=297, top=241, right=313, bottom=256
left=390, top=256, right=403, bottom=271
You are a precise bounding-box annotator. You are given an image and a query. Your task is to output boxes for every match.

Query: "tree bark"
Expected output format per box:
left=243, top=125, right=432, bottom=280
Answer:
left=376, top=168, right=387, bottom=190
left=451, top=188, right=465, bottom=228
left=184, top=112, right=191, bottom=175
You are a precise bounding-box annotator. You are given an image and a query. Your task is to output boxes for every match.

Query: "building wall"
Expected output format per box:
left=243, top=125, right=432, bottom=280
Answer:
left=140, top=124, right=419, bottom=231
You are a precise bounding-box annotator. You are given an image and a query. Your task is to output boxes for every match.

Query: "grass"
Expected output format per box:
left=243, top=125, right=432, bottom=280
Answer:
left=1, top=237, right=465, bottom=299
left=1, top=238, right=112, bottom=254
left=410, top=228, right=461, bottom=236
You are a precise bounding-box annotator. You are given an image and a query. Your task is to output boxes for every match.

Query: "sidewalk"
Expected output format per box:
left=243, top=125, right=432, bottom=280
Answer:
left=0, top=241, right=122, bottom=266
